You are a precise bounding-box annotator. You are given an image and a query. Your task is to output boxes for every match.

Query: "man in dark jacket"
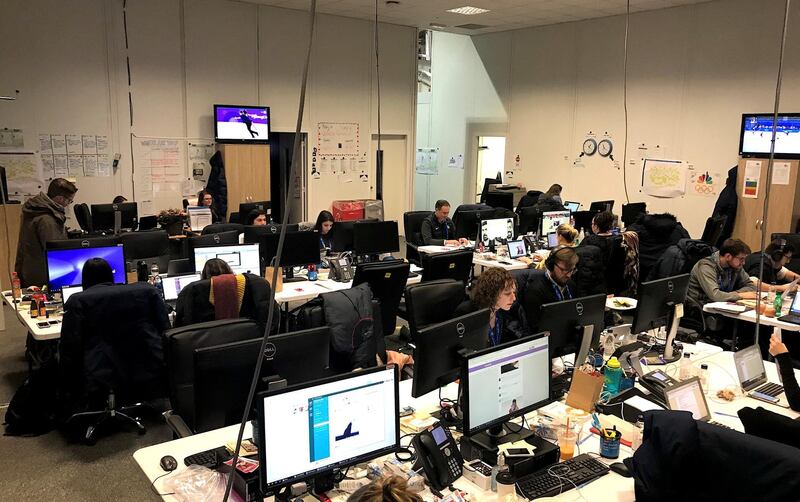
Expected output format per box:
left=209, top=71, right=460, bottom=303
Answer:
left=627, top=213, right=690, bottom=281
left=420, top=199, right=467, bottom=246
left=15, top=178, right=77, bottom=287
left=712, top=165, right=738, bottom=246
left=206, top=150, right=228, bottom=218
left=522, top=247, right=579, bottom=331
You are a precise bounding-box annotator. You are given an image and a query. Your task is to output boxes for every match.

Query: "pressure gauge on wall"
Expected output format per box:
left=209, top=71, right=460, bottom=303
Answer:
left=598, top=139, right=613, bottom=157
left=581, top=138, right=597, bottom=156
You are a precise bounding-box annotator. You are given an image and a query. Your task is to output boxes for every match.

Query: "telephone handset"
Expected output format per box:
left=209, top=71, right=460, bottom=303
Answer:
left=639, top=369, right=679, bottom=404
left=328, top=256, right=354, bottom=282
left=411, top=424, right=463, bottom=491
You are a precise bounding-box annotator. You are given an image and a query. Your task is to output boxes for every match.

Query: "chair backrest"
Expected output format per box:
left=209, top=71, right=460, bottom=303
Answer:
left=701, top=215, right=727, bottom=247
left=353, top=260, right=410, bottom=337
left=403, top=211, right=431, bottom=246
left=515, top=190, right=543, bottom=213
left=622, top=202, right=647, bottom=228
left=118, top=230, right=171, bottom=273
left=486, top=191, right=514, bottom=211
left=404, top=279, right=466, bottom=341
left=163, top=318, right=262, bottom=432
left=421, top=249, right=473, bottom=284
left=201, top=222, right=244, bottom=235
left=517, top=206, right=541, bottom=235
left=453, top=206, right=495, bottom=240
left=479, top=178, right=502, bottom=204
left=73, top=203, right=93, bottom=233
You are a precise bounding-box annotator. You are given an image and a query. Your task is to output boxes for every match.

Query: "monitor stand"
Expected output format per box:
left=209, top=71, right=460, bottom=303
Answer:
left=283, top=266, right=306, bottom=283
left=113, top=209, right=122, bottom=236
left=468, top=422, right=534, bottom=453
left=642, top=303, right=684, bottom=364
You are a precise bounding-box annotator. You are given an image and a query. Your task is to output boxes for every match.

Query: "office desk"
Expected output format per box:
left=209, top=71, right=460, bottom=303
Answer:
left=472, top=254, right=529, bottom=271
left=703, top=300, right=800, bottom=349
left=1, top=291, right=61, bottom=341
left=274, top=273, right=422, bottom=304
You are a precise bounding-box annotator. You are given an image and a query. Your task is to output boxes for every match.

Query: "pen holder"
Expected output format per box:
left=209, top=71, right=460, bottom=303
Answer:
left=599, top=430, right=622, bottom=459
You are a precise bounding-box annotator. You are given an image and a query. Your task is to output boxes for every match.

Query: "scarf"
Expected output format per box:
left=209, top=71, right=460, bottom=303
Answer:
left=209, top=273, right=246, bottom=320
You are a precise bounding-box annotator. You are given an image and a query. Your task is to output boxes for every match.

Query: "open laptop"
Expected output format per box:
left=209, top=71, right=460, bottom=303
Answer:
left=161, top=273, right=202, bottom=306
left=664, top=377, right=729, bottom=428
left=564, top=201, right=580, bottom=213
left=776, top=289, right=800, bottom=324
left=733, top=344, right=785, bottom=404
left=507, top=239, right=527, bottom=259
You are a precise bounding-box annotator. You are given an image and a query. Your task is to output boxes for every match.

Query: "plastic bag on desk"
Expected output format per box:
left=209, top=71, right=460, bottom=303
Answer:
left=162, top=465, right=230, bottom=502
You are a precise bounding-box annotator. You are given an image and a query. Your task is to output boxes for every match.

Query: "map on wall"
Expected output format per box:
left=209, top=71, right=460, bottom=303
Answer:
left=0, top=152, right=43, bottom=198
left=317, top=122, right=360, bottom=157
left=641, top=159, right=686, bottom=198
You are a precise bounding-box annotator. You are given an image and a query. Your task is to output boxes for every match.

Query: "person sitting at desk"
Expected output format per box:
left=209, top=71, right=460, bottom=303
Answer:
left=420, top=199, right=468, bottom=246
left=521, top=246, right=579, bottom=331
left=174, top=258, right=279, bottom=333
left=769, top=334, right=800, bottom=411
left=315, top=210, right=335, bottom=252
left=745, top=239, right=800, bottom=293
left=456, top=268, right=524, bottom=346
left=687, top=238, right=758, bottom=305
left=197, top=189, right=223, bottom=223
left=348, top=475, right=422, bottom=502
left=244, top=209, right=268, bottom=226
left=535, top=183, right=565, bottom=211
left=581, top=210, right=617, bottom=254
left=518, top=223, right=578, bottom=269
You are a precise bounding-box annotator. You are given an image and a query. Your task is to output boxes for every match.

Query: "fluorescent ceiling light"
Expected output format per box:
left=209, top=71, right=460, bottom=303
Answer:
left=446, top=6, right=490, bottom=15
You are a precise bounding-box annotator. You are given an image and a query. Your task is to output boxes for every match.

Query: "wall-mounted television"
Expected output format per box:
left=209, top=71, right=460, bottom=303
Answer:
left=739, top=113, right=800, bottom=159
left=214, top=104, right=270, bottom=144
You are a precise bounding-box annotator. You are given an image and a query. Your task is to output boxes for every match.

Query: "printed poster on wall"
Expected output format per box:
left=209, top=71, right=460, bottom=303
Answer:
left=690, top=170, right=719, bottom=197
left=317, top=122, right=359, bottom=157
left=772, top=161, right=791, bottom=185
left=743, top=160, right=761, bottom=198
left=641, top=159, right=686, bottom=198
left=415, top=148, right=438, bottom=175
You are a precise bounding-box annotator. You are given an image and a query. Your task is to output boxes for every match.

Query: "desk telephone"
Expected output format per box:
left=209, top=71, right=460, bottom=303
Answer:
left=639, top=369, right=679, bottom=405
left=328, top=256, right=354, bottom=282
left=411, top=424, right=464, bottom=491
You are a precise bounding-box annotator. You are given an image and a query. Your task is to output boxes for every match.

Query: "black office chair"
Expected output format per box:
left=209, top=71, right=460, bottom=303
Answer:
left=479, top=178, right=502, bottom=204
left=201, top=222, right=244, bottom=235
left=403, top=210, right=430, bottom=265
left=403, top=279, right=467, bottom=342
left=486, top=191, right=514, bottom=211
left=228, top=212, right=241, bottom=224
left=621, top=202, right=647, bottom=228
left=118, top=230, right=171, bottom=274
left=701, top=216, right=728, bottom=248
left=573, top=210, right=595, bottom=234
left=59, top=283, right=170, bottom=444
left=188, top=230, right=241, bottom=250
left=421, top=249, right=473, bottom=285
left=163, top=319, right=262, bottom=436
left=453, top=207, right=495, bottom=240
left=515, top=190, right=543, bottom=213
left=353, top=261, right=410, bottom=338
left=73, top=203, right=93, bottom=233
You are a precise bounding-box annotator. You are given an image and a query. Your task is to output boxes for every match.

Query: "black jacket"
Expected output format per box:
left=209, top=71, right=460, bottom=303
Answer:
left=775, top=352, right=800, bottom=411
left=573, top=245, right=606, bottom=296
left=15, top=192, right=68, bottom=287
left=533, top=196, right=566, bottom=214
left=648, top=238, right=715, bottom=281
left=455, top=299, right=526, bottom=346
left=321, top=283, right=378, bottom=373
left=174, top=273, right=280, bottom=333
left=518, top=269, right=576, bottom=332
left=515, top=190, right=543, bottom=213
left=627, top=213, right=690, bottom=281
left=206, top=150, right=228, bottom=219
left=420, top=213, right=456, bottom=245
left=712, top=165, right=738, bottom=245
left=580, top=234, right=621, bottom=292
left=744, top=252, right=785, bottom=285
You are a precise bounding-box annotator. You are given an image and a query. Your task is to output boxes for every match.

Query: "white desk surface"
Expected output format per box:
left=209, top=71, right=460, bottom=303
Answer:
left=1, top=290, right=61, bottom=341
left=472, top=254, right=529, bottom=271
left=274, top=273, right=422, bottom=304
left=703, top=301, right=800, bottom=332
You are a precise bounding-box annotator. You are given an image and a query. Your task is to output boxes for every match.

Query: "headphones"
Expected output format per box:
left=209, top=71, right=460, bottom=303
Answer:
left=545, top=245, right=575, bottom=272
left=770, top=238, right=790, bottom=262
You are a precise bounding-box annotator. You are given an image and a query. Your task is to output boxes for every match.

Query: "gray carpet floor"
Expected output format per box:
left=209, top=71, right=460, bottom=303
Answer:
left=0, top=303, right=168, bottom=501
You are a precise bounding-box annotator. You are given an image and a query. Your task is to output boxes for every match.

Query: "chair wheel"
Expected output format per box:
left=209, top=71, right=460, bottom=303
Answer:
left=84, top=426, right=97, bottom=446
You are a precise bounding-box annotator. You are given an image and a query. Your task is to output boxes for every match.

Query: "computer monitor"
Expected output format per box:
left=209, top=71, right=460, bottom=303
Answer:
left=564, top=201, right=580, bottom=213
left=330, top=219, right=377, bottom=253
left=462, top=335, right=551, bottom=442
left=90, top=202, right=138, bottom=232
left=412, top=309, right=490, bottom=398
left=541, top=210, right=570, bottom=235
left=189, top=230, right=241, bottom=250
left=479, top=218, right=515, bottom=248
left=572, top=210, right=595, bottom=234
left=631, top=274, right=690, bottom=363
left=353, top=220, right=400, bottom=255
left=517, top=207, right=540, bottom=235
left=257, top=366, right=399, bottom=494
left=538, top=294, right=606, bottom=364
left=215, top=105, right=270, bottom=144
left=161, top=273, right=201, bottom=301
left=46, top=236, right=119, bottom=250
left=242, top=223, right=300, bottom=245
left=454, top=209, right=495, bottom=241
left=239, top=201, right=272, bottom=220
left=589, top=200, right=614, bottom=213
left=740, top=113, right=800, bottom=159
left=61, top=285, right=83, bottom=304
left=46, top=244, right=127, bottom=291
left=194, top=327, right=331, bottom=433
left=193, top=243, right=261, bottom=275
left=254, top=231, right=321, bottom=269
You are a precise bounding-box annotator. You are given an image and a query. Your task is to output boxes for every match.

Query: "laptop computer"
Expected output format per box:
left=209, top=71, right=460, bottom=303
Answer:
left=564, top=201, right=580, bottom=213
left=664, top=377, right=729, bottom=428
left=161, top=273, right=202, bottom=306
left=546, top=232, right=559, bottom=249
left=507, top=239, right=527, bottom=259
left=733, top=344, right=785, bottom=404
left=776, top=290, right=800, bottom=324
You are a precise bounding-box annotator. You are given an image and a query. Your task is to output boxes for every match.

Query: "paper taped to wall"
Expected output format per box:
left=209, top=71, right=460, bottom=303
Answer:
left=0, top=152, right=43, bottom=197
left=317, top=122, right=360, bottom=157
left=641, top=159, right=686, bottom=198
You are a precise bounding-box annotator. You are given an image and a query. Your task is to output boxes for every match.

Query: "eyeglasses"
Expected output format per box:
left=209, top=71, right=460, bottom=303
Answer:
left=555, top=264, right=577, bottom=275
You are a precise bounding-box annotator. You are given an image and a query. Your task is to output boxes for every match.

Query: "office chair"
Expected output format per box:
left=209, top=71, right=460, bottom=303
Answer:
left=353, top=260, right=410, bottom=338
left=59, top=283, right=170, bottom=444
left=517, top=206, right=541, bottom=235
left=118, top=230, right=171, bottom=274
left=73, top=203, right=93, bottom=233
left=701, top=216, right=728, bottom=248
left=621, top=202, right=647, bottom=228
left=421, top=249, right=473, bottom=285
left=453, top=207, right=495, bottom=240
left=402, top=279, right=467, bottom=343
left=403, top=210, right=430, bottom=265
left=227, top=211, right=241, bottom=224
left=201, top=222, right=244, bottom=235
left=163, top=319, right=262, bottom=436
left=479, top=178, right=502, bottom=204
left=515, top=190, right=543, bottom=213
left=486, top=191, right=514, bottom=211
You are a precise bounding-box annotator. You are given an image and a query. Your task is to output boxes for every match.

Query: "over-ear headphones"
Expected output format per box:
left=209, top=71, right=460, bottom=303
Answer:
left=770, top=238, right=790, bottom=262
left=546, top=245, right=575, bottom=272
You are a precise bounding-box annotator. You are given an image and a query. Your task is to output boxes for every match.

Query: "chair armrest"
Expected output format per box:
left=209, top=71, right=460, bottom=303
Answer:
left=406, top=242, right=421, bottom=266
left=163, top=410, right=193, bottom=438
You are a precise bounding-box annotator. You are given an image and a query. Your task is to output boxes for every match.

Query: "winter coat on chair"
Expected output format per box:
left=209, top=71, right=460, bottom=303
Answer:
left=627, top=213, right=690, bottom=282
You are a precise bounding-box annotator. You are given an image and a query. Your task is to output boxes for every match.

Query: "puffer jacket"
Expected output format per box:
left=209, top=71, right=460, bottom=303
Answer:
left=14, top=192, right=67, bottom=287
left=627, top=213, right=690, bottom=281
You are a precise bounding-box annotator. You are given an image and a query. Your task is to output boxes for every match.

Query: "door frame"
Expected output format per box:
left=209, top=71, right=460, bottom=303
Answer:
left=464, top=122, right=508, bottom=204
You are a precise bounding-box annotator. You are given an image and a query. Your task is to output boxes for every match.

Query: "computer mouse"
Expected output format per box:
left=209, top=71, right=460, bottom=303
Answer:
left=609, top=462, right=632, bottom=478
left=160, top=455, right=178, bottom=472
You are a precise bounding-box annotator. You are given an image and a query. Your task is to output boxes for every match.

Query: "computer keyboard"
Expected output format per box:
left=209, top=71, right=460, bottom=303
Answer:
left=755, top=382, right=784, bottom=398
left=183, top=446, right=231, bottom=468
left=515, top=453, right=609, bottom=500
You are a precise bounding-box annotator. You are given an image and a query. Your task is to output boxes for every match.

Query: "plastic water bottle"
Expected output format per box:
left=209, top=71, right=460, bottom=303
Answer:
left=699, top=363, right=709, bottom=394
left=679, top=352, right=693, bottom=381
left=604, top=357, right=622, bottom=396
left=774, top=291, right=783, bottom=317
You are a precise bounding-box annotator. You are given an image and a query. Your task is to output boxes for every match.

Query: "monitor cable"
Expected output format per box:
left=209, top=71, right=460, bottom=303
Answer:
left=621, top=0, right=631, bottom=204
left=222, top=1, right=318, bottom=501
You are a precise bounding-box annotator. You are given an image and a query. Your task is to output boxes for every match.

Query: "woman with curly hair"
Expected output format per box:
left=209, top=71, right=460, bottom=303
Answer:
left=457, top=267, right=524, bottom=346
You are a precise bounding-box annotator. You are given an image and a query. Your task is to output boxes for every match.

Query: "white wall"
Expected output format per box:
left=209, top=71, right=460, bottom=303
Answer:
left=1, top=0, right=416, bottom=220
left=473, top=0, right=800, bottom=236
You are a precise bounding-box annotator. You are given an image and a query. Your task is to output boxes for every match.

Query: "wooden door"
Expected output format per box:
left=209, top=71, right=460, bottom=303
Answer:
left=221, top=144, right=271, bottom=218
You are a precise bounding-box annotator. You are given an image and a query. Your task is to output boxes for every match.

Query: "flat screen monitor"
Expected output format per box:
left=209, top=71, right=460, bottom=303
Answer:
left=455, top=209, right=495, bottom=241
left=462, top=335, right=551, bottom=436
left=61, top=285, right=83, bottom=304
left=479, top=218, right=515, bottom=247
left=541, top=211, right=570, bottom=235
left=90, top=202, right=138, bottom=231
left=589, top=200, right=614, bottom=213
left=242, top=223, right=300, bottom=245
left=194, top=327, right=331, bottom=433
left=189, top=231, right=241, bottom=251
left=353, top=220, right=400, bottom=255
left=257, top=366, right=399, bottom=493
left=193, top=243, right=260, bottom=275
left=631, top=274, right=690, bottom=334
left=46, top=236, right=119, bottom=250
left=161, top=273, right=201, bottom=301
left=331, top=219, right=377, bottom=253
left=256, top=231, right=321, bottom=268
left=214, top=105, right=270, bottom=144
left=538, top=294, right=606, bottom=362
left=739, top=113, right=800, bottom=159
left=412, top=309, right=490, bottom=398
left=564, top=201, right=580, bottom=213
left=517, top=207, right=540, bottom=235
left=46, top=244, right=127, bottom=291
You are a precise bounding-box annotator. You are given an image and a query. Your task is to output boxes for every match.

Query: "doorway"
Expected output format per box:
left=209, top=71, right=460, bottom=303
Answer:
left=475, top=136, right=506, bottom=200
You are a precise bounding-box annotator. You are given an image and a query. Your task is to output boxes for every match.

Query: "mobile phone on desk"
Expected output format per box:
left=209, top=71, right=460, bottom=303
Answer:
left=36, top=322, right=50, bottom=328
